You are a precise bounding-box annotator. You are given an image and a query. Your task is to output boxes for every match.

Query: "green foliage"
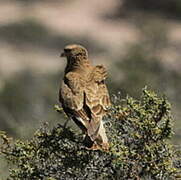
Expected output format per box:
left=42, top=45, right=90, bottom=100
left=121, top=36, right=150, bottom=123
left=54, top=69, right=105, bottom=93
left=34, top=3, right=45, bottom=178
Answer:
left=0, top=88, right=180, bottom=179
left=108, top=88, right=178, bottom=179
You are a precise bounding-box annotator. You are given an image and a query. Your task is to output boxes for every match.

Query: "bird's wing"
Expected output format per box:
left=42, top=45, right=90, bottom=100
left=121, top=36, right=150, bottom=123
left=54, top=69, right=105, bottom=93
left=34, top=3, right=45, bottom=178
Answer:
left=85, top=65, right=111, bottom=139
left=88, top=65, right=108, bottom=82
left=59, top=72, right=90, bottom=130
left=86, top=65, right=110, bottom=110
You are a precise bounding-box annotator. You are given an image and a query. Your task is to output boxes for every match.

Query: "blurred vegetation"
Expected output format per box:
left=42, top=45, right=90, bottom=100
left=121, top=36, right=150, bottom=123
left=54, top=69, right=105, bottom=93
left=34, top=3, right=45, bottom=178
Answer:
left=0, top=88, right=180, bottom=179
left=114, top=0, right=181, bottom=19
left=3, top=0, right=65, bottom=4
left=109, top=20, right=168, bottom=95
left=0, top=18, right=105, bottom=138
left=0, top=19, right=105, bottom=53
left=0, top=70, right=63, bottom=138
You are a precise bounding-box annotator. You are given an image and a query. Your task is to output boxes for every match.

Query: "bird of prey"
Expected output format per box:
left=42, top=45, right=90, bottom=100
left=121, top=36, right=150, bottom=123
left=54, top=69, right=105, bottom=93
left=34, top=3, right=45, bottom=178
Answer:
left=59, top=44, right=111, bottom=150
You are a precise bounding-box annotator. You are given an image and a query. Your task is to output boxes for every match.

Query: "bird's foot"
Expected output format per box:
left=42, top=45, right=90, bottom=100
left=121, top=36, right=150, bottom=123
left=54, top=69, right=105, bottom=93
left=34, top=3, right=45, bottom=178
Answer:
left=86, top=143, right=102, bottom=151
left=101, top=142, right=110, bottom=152
left=86, top=142, right=109, bottom=151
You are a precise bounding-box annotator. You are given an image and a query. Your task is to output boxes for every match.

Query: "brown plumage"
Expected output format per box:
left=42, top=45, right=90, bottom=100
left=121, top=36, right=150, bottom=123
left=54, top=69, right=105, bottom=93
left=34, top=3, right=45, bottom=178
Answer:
left=59, top=44, right=111, bottom=150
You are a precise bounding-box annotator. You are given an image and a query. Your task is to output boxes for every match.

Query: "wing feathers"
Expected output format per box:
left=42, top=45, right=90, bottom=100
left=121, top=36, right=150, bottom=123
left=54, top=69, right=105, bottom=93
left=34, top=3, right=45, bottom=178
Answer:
left=89, top=65, right=108, bottom=82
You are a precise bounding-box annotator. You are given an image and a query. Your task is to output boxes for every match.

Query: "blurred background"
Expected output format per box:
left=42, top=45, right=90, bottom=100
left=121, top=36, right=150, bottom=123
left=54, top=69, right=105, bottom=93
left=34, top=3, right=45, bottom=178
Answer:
left=0, top=0, right=181, bottom=177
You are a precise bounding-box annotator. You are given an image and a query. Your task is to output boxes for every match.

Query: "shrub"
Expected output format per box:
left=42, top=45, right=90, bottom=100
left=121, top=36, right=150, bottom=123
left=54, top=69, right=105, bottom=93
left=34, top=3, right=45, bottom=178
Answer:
left=0, top=88, right=180, bottom=179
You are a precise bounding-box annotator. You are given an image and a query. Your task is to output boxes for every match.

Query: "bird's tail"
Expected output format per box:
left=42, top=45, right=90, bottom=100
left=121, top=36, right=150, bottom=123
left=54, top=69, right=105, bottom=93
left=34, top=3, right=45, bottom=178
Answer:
left=87, top=119, right=100, bottom=141
left=86, top=120, right=109, bottom=150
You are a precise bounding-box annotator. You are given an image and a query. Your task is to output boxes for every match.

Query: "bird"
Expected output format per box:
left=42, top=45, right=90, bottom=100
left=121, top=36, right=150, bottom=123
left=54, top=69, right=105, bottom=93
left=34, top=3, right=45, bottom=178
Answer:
left=59, top=44, right=111, bottom=151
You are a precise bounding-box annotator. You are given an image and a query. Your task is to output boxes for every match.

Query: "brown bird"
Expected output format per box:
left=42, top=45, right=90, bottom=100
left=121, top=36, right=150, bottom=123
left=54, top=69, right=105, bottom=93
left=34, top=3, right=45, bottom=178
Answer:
left=59, top=44, right=111, bottom=150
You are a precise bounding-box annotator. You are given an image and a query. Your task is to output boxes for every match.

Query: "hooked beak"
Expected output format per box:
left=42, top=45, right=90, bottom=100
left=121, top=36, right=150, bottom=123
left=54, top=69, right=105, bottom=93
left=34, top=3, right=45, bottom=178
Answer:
left=60, top=51, right=66, bottom=57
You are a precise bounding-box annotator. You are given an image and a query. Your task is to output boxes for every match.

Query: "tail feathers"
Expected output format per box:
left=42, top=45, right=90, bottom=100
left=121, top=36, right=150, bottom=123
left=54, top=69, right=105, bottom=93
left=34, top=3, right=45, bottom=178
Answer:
left=86, top=120, right=109, bottom=149
left=87, top=120, right=100, bottom=141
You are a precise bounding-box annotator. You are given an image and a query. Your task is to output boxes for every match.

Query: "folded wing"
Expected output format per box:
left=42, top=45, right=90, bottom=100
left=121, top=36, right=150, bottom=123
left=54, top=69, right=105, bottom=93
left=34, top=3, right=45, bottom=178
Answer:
left=85, top=65, right=111, bottom=140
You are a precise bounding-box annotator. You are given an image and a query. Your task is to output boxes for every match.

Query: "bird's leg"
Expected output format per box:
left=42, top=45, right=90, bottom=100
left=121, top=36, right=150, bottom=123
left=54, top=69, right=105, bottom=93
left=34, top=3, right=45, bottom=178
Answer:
left=86, top=143, right=102, bottom=151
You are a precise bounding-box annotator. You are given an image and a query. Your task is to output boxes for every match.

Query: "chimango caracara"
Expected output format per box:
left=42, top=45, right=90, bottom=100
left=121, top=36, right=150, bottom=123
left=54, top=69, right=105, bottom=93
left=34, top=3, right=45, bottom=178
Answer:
left=59, top=44, right=111, bottom=150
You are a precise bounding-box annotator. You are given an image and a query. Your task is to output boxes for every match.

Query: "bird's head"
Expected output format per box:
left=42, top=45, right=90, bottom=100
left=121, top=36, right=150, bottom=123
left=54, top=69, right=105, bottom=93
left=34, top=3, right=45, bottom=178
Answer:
left=60, top=44, right=88, bottom=59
